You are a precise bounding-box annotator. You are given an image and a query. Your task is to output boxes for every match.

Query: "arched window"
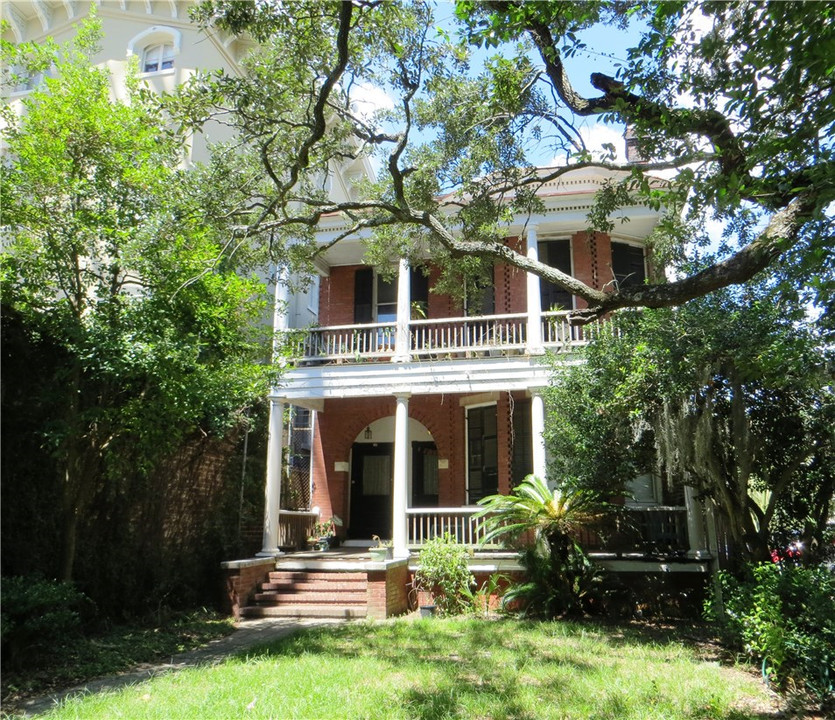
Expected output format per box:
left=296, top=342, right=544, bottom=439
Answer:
left=141, top=42, right=175, bottom=73
left=127, top=26, right=181, bottom=75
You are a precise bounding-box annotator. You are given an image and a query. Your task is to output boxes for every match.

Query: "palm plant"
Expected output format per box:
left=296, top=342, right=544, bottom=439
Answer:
left=475, top=475, right=607, bottom=617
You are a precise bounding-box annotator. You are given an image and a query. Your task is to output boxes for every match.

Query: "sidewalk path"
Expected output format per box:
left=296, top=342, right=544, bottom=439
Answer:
left=10, top=617, right=346, bottom=718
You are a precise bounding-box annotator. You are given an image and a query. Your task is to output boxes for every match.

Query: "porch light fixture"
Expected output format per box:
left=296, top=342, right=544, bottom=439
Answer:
left=364, top=426, right=373, bottom=440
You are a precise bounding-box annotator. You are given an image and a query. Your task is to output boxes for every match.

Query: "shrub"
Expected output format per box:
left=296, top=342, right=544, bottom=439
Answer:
left=707, top=563, right=834, bottom=712
left=413, top=534, right=474, bottom=616
left=1, top=576, right=96, bottom=670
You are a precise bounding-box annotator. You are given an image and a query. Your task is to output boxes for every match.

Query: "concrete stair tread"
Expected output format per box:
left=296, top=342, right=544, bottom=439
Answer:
left=254, top=591, right=367, bottom=605
left=261, top=580, right=367, bottom=592
left=241, top=604, right=367, bottom=619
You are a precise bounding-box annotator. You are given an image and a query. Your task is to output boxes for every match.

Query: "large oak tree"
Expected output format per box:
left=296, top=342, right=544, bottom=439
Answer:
left=179, top=0, right=833, bottom=319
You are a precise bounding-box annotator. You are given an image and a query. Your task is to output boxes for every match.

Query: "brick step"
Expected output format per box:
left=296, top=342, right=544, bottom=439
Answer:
left=261, top=580, right=367, bottom=593
left=268, top=571, right=367, bottom=583
left=241, top=604, right=367, bottom=619
left=254, top=590, right=367, bottom=605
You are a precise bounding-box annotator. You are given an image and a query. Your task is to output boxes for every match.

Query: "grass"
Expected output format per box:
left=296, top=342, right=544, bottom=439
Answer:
left=1, top=609, right=235, bottom=706
left=28, top=617, right=774, bottom=720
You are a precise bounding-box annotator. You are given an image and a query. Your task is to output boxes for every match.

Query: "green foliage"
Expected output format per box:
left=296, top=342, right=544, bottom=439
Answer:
left=707, top=563, right=835, bottom=711
left=502, top=544, right=601, bottom=619
left=413, top=534, right=475, bottom=616
left=184, top=1, right=833, bottom=321
left=477, top=476, right=606, bottom=617
left=1, top=17, right=270, bottom=585
left=546, top=285, right=834, bottom=565
left=0, top=577, right=95, bottom=671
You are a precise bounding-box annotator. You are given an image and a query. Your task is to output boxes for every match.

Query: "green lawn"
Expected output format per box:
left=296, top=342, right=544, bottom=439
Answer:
left=31, top=617, right=773, bottom=720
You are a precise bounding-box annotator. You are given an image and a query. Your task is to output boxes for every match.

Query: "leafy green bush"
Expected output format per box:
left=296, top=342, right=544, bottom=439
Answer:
left=707, top=563, right=834, bottom=712
left=413, top=534, right=474, bottom=616
left=1, top=576, right=96, bottom=670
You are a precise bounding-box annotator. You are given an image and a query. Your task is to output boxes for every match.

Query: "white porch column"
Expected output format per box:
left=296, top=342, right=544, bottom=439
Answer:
left=530, top=389, right=547, bottom=481
left=393, top=258, right=411, bottom=362
left=525, top=226, right=545, bottom=355
left=684, top=485, right=709, bottom=558
left=392, top=393, right=410, bottom=557
left=258, top=398, right=285, bottom=557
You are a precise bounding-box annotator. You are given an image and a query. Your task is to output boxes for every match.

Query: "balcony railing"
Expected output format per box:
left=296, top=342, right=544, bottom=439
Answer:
left=405, top=505, right=689, bottom=557
left=290, top=311, right=598, bottom=365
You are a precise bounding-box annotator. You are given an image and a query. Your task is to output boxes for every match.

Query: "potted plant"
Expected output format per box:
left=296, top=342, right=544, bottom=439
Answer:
left=310, top=516, right=342, bottom=551
left=368, top=535, right=393, bottom=561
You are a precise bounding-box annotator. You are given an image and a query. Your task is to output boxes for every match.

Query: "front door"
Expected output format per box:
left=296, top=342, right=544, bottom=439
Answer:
left=350, top=443, right=393, bottom=538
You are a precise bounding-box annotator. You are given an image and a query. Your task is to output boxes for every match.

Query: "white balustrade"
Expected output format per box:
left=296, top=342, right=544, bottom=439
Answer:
left=291, top=311, right=597, bottom=365
left=406, top=507, right=500, bottom=548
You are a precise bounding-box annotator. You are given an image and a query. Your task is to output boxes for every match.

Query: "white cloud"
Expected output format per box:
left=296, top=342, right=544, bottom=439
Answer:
left=349, top=82, right=395, bottom=123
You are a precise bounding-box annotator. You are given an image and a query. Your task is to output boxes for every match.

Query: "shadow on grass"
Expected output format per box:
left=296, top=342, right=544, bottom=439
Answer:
left=239, top=618, right=779, bottom=720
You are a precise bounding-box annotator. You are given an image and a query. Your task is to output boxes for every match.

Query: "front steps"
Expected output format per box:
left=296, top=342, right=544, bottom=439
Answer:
left=241, top=568, right=369, bottom=619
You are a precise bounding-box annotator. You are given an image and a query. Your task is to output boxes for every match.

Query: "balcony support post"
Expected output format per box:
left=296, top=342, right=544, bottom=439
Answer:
left=257, top=397, right=285, bottom=557
left=526, top=226, right=545, bottom=355
left=393, top=258, right=411, bottom=362
left=530, top=388, right=547, bottom=481
left=684, top=485, right=709, bottom=558
left=392, top=393, right=411, bottom=557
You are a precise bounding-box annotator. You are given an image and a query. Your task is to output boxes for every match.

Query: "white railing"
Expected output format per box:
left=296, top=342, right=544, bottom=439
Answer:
left=407, top=507, right=500, bottom=548
left=410, top=313, right=527, bottom=357
left=291, top=311, right=595, bottom=364
left=277, top=510, right=318, bottom=549
left=290, top=322, right=397, bottom=362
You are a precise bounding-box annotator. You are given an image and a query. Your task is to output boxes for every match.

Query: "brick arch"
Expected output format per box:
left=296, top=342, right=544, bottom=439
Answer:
left=409, top=401, right=451, bottom=461
left=325, top=397, right=395, bottom=467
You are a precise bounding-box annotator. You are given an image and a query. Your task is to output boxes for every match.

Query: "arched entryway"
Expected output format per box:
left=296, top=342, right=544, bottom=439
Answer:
left=348, top=417, right=436, bottom=539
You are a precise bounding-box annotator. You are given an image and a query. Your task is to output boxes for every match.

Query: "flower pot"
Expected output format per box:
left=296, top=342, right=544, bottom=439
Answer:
left=419, top=605, right=438, bottom=618
left=368, top=547, right=392, bottom=561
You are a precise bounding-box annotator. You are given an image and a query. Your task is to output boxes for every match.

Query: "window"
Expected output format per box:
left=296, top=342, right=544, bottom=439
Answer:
left=142, top=43, right=175, bottom=73
left=611, top=242, right=646, bottom=289
left=127, top=27, right=181, bottom=75
left=353, top=267, right=428, bottom=323
left=539, top=238, right=573, bottom=311
left=466, top=404, right=498, bottom=504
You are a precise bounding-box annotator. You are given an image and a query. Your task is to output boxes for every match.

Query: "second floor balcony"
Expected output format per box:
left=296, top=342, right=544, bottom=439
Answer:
left=288, top=310, right=609, bottom=366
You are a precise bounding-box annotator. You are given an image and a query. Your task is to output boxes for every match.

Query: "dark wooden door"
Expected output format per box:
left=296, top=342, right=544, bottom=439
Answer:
left=350, top=443, right=393, bottom=538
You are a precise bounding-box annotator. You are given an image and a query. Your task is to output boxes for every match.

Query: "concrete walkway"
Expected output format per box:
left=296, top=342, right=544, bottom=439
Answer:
left=9, top=617, right=347, bottom=718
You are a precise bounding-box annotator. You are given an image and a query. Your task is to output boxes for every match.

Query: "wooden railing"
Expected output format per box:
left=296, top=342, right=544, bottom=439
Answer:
left=410, top=313, right=527, bottom=358
left=277, top=510, right=318, bottom=550
left=577, top=506, right=689, bottom=556
left=406, top=507, right=500, bottom=548
left=406, top=505, right=689, bottom=556
left=290, top=311, right=594, bottom=365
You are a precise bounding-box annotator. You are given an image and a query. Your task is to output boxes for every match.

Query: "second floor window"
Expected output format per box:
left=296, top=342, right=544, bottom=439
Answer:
left=539, top=238, right=573, bottom=311
left=142, top=43, right=174, bottom=73
left=353, top=267, right=428, bottom=323
left=611, top=242, right=646, bottom=289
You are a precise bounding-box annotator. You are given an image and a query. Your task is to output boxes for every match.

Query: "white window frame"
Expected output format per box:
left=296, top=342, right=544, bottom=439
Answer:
left=127, top=26, right=182, bottom=76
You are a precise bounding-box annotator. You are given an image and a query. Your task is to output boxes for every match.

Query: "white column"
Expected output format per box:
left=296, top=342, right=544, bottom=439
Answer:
left=684, top=485, right=709, bottom=558
left=258, top=398, right=285, bottom=557
left=393, top=258, right=411, bottom=362
left=392, top=393, right=410, bottom=557
left=272, top=264, right=291, bottom=367
left=525, top=226, right=544, bottom=355
left=530, top=389, right=547, bottom=481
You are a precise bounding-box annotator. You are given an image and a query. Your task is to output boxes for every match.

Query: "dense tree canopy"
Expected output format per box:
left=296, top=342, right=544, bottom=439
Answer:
left=0, top=20, right=270, bottom=581
left=545, top=283, right=834, bottom=565
left=178, top=0, right=833, bottom=319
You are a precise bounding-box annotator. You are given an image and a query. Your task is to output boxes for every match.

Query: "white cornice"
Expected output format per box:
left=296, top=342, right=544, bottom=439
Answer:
left=270, top=354, right=580, bottom=402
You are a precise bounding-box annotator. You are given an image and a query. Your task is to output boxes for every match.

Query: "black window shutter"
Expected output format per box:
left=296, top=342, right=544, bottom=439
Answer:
left=354, top=267, right=373, bottom=323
